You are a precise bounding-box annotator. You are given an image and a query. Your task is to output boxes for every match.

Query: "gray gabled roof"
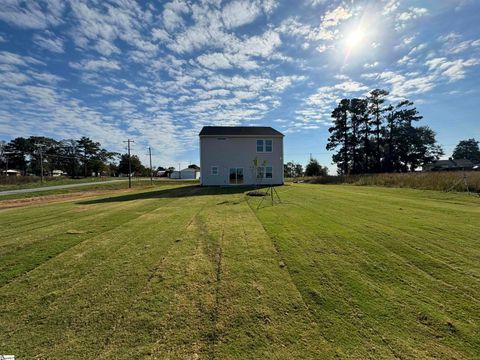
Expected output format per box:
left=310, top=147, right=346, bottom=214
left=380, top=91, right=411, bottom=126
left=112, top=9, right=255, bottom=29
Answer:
left=199, top=126, right=284, bottom=137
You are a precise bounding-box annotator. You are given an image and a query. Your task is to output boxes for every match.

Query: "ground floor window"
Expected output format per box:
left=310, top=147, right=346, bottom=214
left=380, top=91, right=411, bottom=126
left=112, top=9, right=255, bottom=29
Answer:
left=256, top=166, right=273, bottom=179
left=229, top=168, right=244, bottom=184
left=211, top=166, right=218, bottom=175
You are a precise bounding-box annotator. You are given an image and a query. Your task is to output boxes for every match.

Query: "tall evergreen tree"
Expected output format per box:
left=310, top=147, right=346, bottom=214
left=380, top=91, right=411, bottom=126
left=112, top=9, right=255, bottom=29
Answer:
left=367, top=89, right=389, bottom=172
left=326, top=90, right=443, bottom=173
left=327, top=99, right=350, bottom=174
left=349, top=98, right=367, bottom=174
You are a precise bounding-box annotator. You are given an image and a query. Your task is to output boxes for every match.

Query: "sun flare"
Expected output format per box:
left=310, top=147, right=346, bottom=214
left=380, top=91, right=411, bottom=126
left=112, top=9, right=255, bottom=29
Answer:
left=345, top=27, right=367, bottom=49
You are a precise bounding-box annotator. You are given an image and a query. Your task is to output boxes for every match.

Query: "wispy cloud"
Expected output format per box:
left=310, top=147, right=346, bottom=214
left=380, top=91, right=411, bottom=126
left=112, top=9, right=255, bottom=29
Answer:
left=33, top=31, right=64, bottom=53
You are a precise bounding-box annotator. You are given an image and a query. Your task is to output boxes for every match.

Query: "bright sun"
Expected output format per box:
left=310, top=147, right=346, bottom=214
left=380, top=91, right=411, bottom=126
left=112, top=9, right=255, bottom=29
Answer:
left=345, top=27, right=367, bottom=49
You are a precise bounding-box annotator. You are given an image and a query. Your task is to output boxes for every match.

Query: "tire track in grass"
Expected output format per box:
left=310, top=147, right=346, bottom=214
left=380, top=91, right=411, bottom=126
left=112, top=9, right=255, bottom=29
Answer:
left=97, top=197, right=215, bottom=359
left=207, top=194, right=333, bottom=359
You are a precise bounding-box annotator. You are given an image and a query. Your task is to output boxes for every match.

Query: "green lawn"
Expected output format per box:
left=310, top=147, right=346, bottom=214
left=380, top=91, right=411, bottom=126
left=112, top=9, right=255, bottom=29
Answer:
left=0, top=176, right=119, bottom=191
left=1, top=184, right=479, bottom=359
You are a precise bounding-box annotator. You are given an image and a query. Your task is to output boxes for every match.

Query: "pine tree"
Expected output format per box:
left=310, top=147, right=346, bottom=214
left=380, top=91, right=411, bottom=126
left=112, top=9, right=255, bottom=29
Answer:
left=327, top=99, right=350, bottom=174
left=367, top=89, right=389, bottom=172
left=349, top=98, right=368, bottom=174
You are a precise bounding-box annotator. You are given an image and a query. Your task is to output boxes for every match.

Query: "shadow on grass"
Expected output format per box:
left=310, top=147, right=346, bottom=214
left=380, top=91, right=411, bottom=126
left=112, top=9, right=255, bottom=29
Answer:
left=78, top=185, right=255, bottom=204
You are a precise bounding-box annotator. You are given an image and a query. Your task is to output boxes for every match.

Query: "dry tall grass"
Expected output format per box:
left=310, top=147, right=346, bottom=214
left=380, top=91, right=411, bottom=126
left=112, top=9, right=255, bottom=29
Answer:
left=289, top=171, right=480, bottom=193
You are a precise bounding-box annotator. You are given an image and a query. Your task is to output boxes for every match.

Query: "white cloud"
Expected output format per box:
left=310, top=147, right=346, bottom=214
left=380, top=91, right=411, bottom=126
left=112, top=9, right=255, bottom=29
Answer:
left=162, top=0, right=189, bottom=31
left=33, top=31, right=64, bottom=53
left=0, top=0, right=65, bottom=29
left=0, top=51, right=44, bottom=66
left=426, top=57, right=480, bottom=81
left=69, top=58, right=121, bottom=71
left=152, top=28, right=170, bottom=42
left=321, top=6, right=352, bottom=28
left=222, top=0, right=262, bottom=29
left=364, top=61, right=379, bottom=69
left=438, top=32, right=480, bottom=55
left=396, top=7, right=428, bottom=30
left=382, top=0, right=400, bottom=15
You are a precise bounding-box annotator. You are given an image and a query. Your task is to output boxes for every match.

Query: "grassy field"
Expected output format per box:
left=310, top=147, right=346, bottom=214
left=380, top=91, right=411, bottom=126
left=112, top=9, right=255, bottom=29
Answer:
left=0, top=179, right=199, bottom=201
left=292, top=171, right=480, bottom=193
left=1, top=184, right=479, bottom=359
left=0, top=176, right=119, bottom=191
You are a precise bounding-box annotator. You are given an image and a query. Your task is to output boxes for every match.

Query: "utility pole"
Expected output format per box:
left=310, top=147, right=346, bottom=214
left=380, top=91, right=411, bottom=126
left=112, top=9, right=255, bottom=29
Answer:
left=36, top=144, right=44, bottom=184
left=3, top=152, right=13, bottom=176
left=148, top=147, right=153, bottom=185
left=178, top=162, right=181, bottom=179
left=124, top=139, right=134, bottom=188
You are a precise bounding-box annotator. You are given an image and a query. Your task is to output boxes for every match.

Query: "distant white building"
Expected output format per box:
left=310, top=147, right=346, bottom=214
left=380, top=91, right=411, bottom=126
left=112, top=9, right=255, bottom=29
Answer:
left=199, top=126, right=284, bottom=186
left=52, top=170, right=65, bottom=176
left=170, top=167, right=201, bottom=180
left=2, top=169, right=21, bottom=176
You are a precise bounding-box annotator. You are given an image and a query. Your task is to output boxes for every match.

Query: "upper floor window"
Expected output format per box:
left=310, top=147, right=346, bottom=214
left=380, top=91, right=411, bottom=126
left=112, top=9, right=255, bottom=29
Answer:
left=256, top=139, right=273, bottom=152
left=265, top=139, right=272, bottom=152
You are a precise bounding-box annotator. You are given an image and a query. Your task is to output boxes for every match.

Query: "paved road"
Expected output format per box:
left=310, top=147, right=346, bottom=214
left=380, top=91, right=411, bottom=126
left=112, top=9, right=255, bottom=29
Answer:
left=0, top=179, right=128, bottom=196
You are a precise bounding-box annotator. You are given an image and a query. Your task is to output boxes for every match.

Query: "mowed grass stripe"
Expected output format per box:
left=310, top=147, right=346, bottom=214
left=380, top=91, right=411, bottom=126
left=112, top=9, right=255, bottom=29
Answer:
left=0, top=187, right=205, bottom=358
left=289, top=186, right=480, bottom=296
left=208, top=196, right=333, bottom=359
left=99, top=199, right=219, bottom=359
left=290, top=185, right=480, bottom=272
left=0, top=185, right=181, bottom=239
left=99, top=192, right=334, bottom=359
left=0, top=186, right=185, bottom=286
left=253, top=184, right=480, bottom=358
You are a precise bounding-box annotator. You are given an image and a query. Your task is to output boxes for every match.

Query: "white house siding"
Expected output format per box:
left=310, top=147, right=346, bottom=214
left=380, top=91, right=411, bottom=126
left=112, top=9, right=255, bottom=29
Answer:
left=200, top=136, right=283, bottom=186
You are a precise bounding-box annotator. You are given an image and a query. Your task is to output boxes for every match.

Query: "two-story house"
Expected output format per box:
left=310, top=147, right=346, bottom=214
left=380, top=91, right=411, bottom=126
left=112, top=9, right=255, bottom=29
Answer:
left=199, top=126, right=284, bottom=186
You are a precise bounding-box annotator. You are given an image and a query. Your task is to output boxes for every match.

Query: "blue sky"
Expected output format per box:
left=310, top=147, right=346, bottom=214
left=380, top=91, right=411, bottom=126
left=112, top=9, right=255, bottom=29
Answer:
left=0, top=0, right=479, bottom=171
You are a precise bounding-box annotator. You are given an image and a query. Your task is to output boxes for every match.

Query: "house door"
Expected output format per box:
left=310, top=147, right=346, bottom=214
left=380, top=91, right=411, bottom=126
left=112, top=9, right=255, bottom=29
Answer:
left=229, top=168, right=244, bottom=185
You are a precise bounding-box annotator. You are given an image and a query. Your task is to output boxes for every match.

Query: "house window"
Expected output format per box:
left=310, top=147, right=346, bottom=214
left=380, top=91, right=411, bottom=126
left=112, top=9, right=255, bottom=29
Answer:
left=256, top=166, right=273, bottom=179
left=265, top=166, right=273, bottom=178
left=211, top=166, right=218, bottom=175
left=256, top=166, right=265, bottom=179
left=229, top=168, right=244, bottom=184
left=265, top=140, right=272, bottom=152
left=256, top=139, right=264, bottom=152
left=256, top=139, right=273, bottom=152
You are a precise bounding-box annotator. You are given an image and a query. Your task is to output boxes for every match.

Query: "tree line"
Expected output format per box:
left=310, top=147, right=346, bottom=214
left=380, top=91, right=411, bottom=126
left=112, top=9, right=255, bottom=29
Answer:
left=326, top=89, right=444, bottom=174
left=0, top=136, right=158, bottom=177
left=284, top=159, right=328, bottom=177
